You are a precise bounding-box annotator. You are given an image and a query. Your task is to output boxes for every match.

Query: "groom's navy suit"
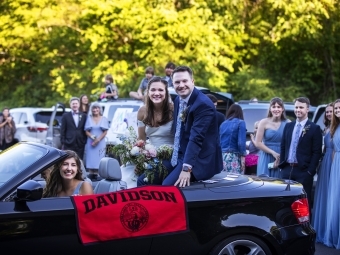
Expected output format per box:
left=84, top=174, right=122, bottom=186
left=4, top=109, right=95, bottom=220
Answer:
left=162, top=88, right=223, bottom=185
left=279, top=120, right=322, bottom=202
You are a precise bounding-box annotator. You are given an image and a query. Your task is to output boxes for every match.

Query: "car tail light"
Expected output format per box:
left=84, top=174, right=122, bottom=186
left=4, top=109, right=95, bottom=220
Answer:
left=27, top=126, right=48, bottom=132
left=291, top=198, right=310, bottom=223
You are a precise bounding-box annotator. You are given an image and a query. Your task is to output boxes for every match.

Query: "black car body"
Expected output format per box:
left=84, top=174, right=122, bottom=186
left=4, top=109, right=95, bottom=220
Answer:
left=0, top=143, right=315, bottom=255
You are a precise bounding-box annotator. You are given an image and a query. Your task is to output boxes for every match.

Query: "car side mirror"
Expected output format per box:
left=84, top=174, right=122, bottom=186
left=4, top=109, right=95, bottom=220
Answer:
left=14, top=180, right=43, bottom=212
left=15, top=180, right=43, bottom=202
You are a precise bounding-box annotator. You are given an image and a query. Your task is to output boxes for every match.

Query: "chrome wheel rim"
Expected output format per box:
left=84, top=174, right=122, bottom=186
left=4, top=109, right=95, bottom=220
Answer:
left=218, top=239, right=267, bottom=255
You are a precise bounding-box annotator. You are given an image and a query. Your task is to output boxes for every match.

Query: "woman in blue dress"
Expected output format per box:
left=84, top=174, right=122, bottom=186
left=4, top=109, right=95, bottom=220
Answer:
left=324, top=99, right=340, bottom=249
left=255, top=97, right=290, bottom=177
left=312, top=103, right=333, bottom=243
left=84, top=103, right=109, bottom=179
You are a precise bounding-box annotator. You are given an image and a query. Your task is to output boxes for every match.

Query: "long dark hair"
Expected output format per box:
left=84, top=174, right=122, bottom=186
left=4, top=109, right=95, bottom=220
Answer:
left=330, top=99, right=340, bottom=138
left=43, top=150, right=84, bottom=198
left=267, top=97, right=287, bottom=120
left=324, top=102, right=333, bottom=129
left=226, top=104, right=244, bottom=120
left=79, top=94, right=90, bottom=113
left=143, top=76, right=173, bottom=126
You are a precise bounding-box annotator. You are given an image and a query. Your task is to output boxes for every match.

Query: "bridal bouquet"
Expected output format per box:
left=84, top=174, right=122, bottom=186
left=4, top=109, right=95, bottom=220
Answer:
left=110, top=126, right=173, bottom=183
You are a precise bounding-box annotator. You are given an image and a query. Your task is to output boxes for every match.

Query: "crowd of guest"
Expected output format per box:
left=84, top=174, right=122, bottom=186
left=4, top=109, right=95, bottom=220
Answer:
left=219, top=97, right=340, bottom=250
left=3, top=63, right=340, bottom=250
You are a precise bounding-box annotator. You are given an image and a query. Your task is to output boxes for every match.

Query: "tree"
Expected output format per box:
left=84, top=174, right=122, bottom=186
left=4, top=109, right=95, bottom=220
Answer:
left=1, top=0, right=340, bottom=108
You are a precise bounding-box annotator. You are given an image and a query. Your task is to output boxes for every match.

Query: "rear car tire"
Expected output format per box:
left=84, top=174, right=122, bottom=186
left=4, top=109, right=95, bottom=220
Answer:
left=210, top=235, right=272, bottom=255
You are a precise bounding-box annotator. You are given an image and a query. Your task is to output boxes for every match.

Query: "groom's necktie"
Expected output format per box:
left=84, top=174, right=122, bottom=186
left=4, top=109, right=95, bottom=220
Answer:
left=291, top=123, right=302, bottom=162
left=171, top=99, right=185, bottom=167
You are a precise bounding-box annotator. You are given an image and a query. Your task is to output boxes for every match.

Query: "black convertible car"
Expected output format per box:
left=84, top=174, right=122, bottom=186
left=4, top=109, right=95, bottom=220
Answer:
left=0, top=143, right=315, bottom=255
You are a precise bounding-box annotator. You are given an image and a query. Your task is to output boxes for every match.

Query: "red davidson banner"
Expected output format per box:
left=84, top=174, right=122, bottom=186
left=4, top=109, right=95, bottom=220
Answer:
left=71, top=186, right=189, bottom=244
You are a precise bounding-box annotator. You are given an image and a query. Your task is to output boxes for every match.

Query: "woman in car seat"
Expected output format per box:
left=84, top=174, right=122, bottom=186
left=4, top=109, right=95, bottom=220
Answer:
left=43, top=150, right=93, bottom=197
left=0, top=107, right=16, bottom=151
left=255, top=97, right=290, bottom=177
left=84, top=103, right=109, bottom=180
left=312, top=102, right=333, bottom=244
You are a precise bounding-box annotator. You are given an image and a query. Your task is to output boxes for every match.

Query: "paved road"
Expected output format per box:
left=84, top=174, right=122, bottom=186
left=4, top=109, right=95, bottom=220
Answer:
left=316, top=243, right=340, bottom=255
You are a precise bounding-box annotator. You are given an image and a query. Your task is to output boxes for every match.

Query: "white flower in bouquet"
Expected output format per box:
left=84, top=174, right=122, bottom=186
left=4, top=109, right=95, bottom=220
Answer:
left=130, top=146, right=140, bottom=156
left=124, top=129, right=130, bottom=137
left=145, top=144, right=155, bottom=151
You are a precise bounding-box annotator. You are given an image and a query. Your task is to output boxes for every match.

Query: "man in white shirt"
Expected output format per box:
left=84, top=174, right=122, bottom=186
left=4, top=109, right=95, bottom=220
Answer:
left=60, top=97, right=87, bottom=159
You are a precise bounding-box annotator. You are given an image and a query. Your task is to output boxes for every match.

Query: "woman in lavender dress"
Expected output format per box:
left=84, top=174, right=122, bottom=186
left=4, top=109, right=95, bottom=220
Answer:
left=324, top=100, right=340, bottom=249
left=312, top=103, right=333, bottom=243
left=84, top=103, right=109, bottom=179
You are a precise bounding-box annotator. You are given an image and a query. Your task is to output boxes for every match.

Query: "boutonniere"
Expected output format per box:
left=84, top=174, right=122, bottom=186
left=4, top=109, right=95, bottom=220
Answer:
left=79, top=114, right=82, bottom=122
left=302, top=124, right=310, bottom=137
left=180, top=105, right=190, bottom=122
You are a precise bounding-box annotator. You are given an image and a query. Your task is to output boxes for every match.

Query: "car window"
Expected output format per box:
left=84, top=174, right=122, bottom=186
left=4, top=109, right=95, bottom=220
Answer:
left=0, top=144, right=45, bottom=187
left=285, top=110, right=314, bottom=122
left=242, top=107, right=315, bottom=133
left=35, top=111, right=64, bottom=125
left=20, top=112, right=28, bottom=124
left=285, top=110, right=296, bottom=122
left=242, top=108, right=268, bottom=133
left=107, top=105, right=140, bottom=123
left=10, top=112, right=21, bottom=124
left=312, top=106, right=326, bottom=131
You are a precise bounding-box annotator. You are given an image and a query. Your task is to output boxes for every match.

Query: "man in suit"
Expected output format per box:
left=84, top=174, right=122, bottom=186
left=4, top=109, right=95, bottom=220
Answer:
left=279, top=97, right=322, bottom=203
left=60, top=97, right=87, bottom=159
left=163, top=66, right=223, bottom=187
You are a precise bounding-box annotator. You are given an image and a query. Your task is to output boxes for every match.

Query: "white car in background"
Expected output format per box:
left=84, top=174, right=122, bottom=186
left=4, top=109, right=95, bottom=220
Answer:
left=96, top=99, right=144, bottom=147
left=10, top=104, right=70, bottom=148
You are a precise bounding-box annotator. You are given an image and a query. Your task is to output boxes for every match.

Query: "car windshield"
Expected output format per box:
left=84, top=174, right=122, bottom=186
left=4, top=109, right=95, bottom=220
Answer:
left=243, top=109, right=268, bottom=133
left=35, top=111, right=65, bottom=126
left=0, top=144, right=45, bottom=187
left=242, top=107, right=315, bottom=134
left=107, top=105, right=140, bottom=122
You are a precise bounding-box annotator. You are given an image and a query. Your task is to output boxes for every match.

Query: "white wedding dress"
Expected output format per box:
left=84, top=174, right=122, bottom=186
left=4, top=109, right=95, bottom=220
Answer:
left=121, top=121, right=174, bottom=188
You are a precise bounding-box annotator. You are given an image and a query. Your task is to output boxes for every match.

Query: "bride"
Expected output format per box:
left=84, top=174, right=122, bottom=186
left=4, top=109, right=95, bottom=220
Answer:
left=121, top=76, right=174, bottom=187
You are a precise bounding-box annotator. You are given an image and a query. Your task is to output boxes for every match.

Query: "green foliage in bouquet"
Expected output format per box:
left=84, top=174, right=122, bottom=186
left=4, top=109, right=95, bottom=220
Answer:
left=109, top=126, right=173, bottom=183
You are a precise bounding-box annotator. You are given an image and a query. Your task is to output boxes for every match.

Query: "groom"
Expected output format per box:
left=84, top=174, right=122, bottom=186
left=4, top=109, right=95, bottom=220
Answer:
left=162, top=65, right=223, bottom=187
left=279, top=97, right=322, bottom=203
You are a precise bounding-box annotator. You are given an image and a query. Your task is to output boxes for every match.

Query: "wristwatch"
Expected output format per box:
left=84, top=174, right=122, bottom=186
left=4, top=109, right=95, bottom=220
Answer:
left=182, top=165, right=192, bottom=173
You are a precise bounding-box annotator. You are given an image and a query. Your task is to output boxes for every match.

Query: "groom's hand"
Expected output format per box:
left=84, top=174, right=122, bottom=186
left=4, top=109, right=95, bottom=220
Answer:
left=175, top=171, right=191, bottom=187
